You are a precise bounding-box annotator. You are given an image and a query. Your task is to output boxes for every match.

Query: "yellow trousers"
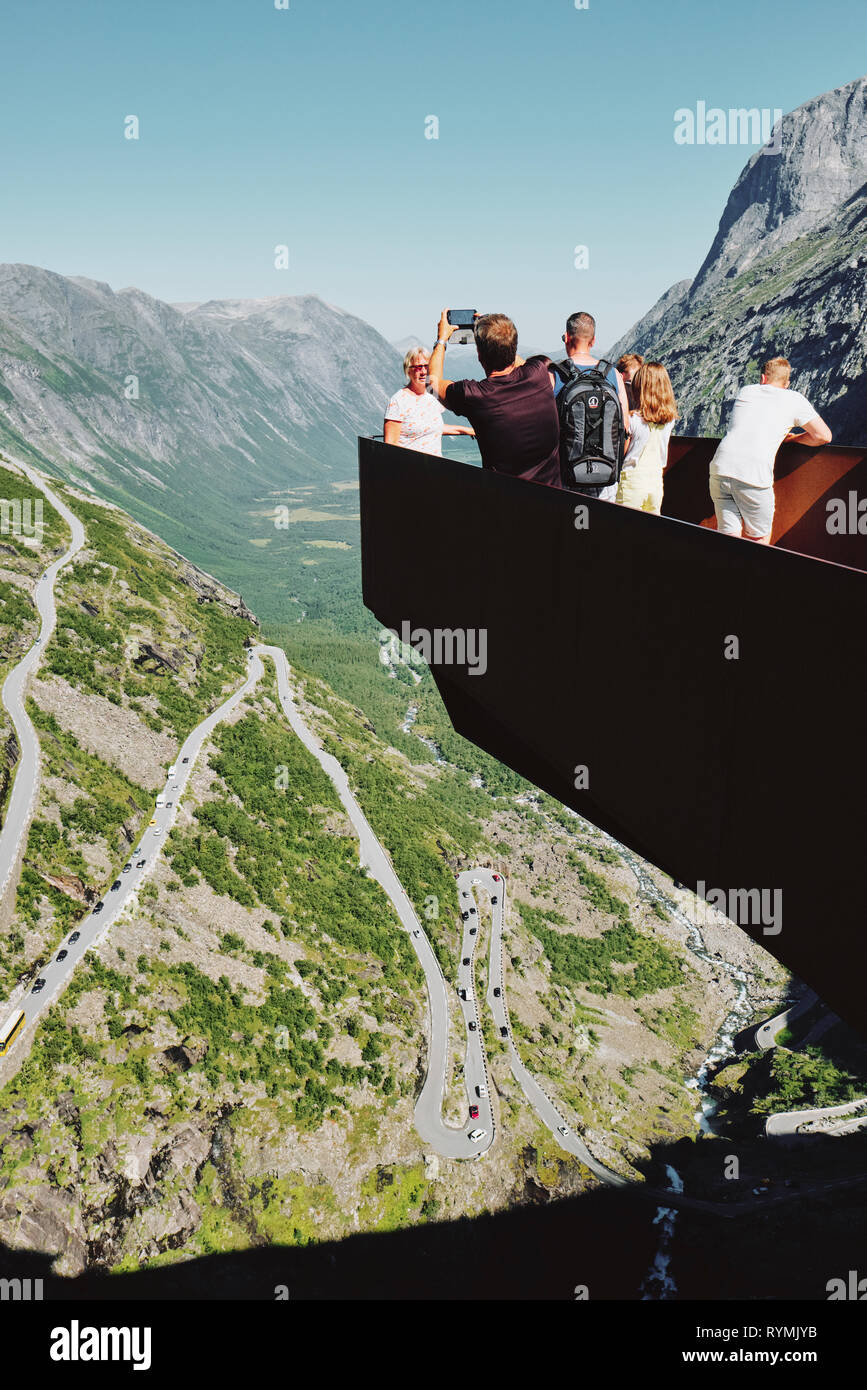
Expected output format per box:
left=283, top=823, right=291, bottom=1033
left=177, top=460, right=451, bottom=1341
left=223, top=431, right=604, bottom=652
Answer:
left=616, top=457, right=663, bottom=514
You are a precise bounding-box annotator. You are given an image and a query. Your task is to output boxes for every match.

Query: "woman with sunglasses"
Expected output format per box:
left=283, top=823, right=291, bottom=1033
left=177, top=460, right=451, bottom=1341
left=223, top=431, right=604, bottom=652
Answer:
left=384, top=347, right=474, bottom=455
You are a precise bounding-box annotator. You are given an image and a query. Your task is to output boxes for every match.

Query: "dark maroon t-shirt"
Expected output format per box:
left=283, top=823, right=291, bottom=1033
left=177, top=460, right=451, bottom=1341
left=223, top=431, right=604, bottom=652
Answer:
left=444, top=356, right=561, bottom=488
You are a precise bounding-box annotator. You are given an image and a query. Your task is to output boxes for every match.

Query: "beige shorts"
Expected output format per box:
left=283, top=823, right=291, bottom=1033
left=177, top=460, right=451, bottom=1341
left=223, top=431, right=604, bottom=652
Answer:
left=710, top=475, right=774, bottom=539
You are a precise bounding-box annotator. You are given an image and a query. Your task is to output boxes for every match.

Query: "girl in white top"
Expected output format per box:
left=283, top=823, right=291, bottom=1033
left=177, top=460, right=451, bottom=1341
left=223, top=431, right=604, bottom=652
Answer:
left=384, top=347, right=474, bottom=456
left=616, top=361, right=678, bottom=515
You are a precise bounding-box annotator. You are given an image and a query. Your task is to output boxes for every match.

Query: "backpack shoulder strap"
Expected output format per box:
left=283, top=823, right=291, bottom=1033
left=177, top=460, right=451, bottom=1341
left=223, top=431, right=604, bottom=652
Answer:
left=595, top=358, right=614, bottom=379
left=550, top=358, right=574, bottom=385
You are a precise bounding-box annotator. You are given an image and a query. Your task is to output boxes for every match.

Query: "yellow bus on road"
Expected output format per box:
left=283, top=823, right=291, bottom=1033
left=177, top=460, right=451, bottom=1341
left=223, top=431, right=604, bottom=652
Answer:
left=0, top=1010, right=25, bottom=1056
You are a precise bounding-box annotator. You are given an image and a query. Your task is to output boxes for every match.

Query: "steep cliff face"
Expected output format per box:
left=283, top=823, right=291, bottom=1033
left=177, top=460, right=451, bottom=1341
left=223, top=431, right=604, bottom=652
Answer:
left=610, top=77, right=867, bottom=443
left=692, top=76, right=867, bottom=297
left=613, top=188, right=867, bottom=440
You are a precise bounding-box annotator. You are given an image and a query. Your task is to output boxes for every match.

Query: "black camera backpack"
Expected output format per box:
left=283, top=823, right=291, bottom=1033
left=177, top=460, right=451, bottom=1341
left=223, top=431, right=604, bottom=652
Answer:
left=551, top=358, right=625, bottom=492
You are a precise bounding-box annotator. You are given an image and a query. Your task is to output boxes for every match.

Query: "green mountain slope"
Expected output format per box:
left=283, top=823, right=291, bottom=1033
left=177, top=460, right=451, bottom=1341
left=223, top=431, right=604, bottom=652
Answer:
left=0, top=458, right=789, bottom=1277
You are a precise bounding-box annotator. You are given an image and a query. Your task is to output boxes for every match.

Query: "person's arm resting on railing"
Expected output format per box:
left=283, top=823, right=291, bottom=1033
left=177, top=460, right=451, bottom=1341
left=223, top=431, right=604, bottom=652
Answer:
left=782, top=414, right=833, bottom=446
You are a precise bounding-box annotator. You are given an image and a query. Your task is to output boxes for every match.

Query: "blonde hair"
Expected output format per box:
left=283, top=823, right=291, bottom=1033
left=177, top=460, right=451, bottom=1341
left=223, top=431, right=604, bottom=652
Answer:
left=633, top=362, right=678, bottom=425
left=762, top=356, right=791, bottom=386
left=475, top=314, right=518, bottom=373
left=403, top=346, right=429, bottom=380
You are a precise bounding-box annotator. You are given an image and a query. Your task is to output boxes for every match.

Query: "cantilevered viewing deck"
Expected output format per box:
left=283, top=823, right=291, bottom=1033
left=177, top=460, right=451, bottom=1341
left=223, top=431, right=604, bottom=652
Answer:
left=359, top=435, right=867, bottom=1037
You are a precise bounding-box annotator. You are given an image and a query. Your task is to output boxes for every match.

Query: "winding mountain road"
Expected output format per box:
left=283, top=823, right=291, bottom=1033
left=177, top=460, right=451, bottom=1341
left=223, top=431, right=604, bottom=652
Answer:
left=753, top=989, right=818, bottom=1050
left=0, top=609, right=496, bottom=1165
left=0, top=572, right=848, bottom=1214
left=465, top=867, right=629, bottom=1186
left=0, top=458, right=85, bottom=904
left=0, top=650, right=265, bottom=1081
left=257, top=643, right=490, bottom=1158
left=0, top=467, right=629, bottom=1169
left=0, top=566, right=670, bottom=1182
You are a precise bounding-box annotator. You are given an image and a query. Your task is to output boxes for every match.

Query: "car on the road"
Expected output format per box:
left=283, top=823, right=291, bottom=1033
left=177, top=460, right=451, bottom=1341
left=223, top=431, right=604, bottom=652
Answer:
left=491, top=895, right=499, bottom=904
left=122, top=862, right=132, bottom=873
left=469, top=907, right=476, bottom=915
left=133, top=846, right=143, bottom=855
left=136, top=859, right=146, bottom=869
left=154, top=827, right=163, bottom=836
left=469, top=1105, right=479, bottom=1119
left=31, top=978, right=46, bottom=994
left=462, top=890, right=469, bottom=898
left=468, top=1128, right=486, bottom=1143
left=93, top=901, right=104, bottom=913
left=462, top=957, right=470, bottom=966
left=493, top=987, right=501, bottom=998
left=182, top=756, right=189, bottom=764
left=468, top=1020, right=477, bottom=1031
left=500, top=1026, right=508, bottom=1038
left=69, top=931, right=81, bottom=944
left=56, top=949, right=68, bottom=963
left=168, top=765, right=177, bottom=777
left=558, top=1125, right=570, bottom=1138
left=469, top=926, right=477, bottom=935
left=111, top=879, right=122, bottom=891
left=477, top=1083, right=488, bottom=1098
left=166, top=801, right=173, bottom=809
left=149, top=817, right=157, bottom=826
left=492, top=874, right=500, bottom=881
left=461, top=911, right=469, bottom=921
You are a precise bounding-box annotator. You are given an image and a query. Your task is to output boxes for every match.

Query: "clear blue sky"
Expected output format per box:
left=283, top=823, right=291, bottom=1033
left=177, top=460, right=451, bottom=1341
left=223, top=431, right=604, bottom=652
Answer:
left=0, top=0, right=860, bottom=349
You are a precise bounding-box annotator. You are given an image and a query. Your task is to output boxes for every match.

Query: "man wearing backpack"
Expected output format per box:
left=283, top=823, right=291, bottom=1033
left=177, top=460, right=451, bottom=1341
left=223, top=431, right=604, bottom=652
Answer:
left=549, top=312, right=632, bottom=500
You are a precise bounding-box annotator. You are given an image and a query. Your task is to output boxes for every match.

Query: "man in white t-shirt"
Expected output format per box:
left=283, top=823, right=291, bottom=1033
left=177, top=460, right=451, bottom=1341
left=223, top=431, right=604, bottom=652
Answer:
left=709, top=357, right=831, bottom=543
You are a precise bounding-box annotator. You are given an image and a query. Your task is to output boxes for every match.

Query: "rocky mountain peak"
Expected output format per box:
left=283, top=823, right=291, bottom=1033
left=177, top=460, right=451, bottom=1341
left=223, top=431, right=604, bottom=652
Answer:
left=608, top=77, right=867, bottom=445
left=691, top=75, right=867, bottom=298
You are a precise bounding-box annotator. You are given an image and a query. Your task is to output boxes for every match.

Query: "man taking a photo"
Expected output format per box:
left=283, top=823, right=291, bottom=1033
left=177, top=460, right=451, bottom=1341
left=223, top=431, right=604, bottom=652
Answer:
left=427, top=309, right=561, bottom=489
